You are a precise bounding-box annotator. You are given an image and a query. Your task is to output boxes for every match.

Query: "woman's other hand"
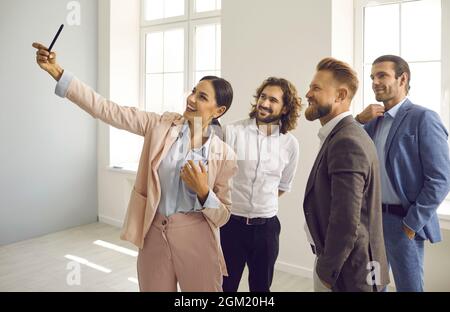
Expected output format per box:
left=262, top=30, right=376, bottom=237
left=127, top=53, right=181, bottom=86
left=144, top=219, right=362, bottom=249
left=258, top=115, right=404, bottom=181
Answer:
left=180, top=160, right=209, bottom=204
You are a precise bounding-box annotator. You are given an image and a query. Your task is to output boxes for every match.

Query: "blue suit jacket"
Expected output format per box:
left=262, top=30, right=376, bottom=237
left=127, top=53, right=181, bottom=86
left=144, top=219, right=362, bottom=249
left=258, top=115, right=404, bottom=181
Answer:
left=364, top=99, right=450, bottom=243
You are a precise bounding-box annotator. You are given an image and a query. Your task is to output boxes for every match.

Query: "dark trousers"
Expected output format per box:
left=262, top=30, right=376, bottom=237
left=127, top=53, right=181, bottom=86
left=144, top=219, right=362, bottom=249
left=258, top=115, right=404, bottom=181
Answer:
left=220, top=215, right=281, bottom=292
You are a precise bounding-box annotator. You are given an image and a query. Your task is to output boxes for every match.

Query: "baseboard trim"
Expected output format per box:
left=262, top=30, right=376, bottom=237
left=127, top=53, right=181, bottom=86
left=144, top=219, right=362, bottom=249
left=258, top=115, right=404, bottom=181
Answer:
left=275, top=260, right=313, bottom=279
left=98, top=215, right=123, bottom=228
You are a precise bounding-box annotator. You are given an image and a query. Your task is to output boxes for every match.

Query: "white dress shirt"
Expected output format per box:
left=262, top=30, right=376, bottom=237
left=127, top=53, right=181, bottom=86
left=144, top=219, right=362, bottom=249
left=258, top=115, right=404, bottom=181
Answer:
left=225, top=118, right=300, bottom=218
left=157, top=122, right=220, bottom=216
left=305, top=111, right=352, bottom=246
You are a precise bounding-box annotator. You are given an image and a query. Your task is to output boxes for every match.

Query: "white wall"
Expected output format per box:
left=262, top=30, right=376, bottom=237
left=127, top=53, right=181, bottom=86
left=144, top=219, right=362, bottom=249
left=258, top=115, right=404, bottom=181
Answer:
left=332, top=0, right=354, bottom=66
left=0, top=0, right=98, bottom=245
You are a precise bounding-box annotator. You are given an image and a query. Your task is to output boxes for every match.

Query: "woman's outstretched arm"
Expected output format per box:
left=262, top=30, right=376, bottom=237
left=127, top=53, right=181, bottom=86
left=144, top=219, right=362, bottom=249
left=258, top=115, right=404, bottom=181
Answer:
left=32, top=42, right=161, bottom=136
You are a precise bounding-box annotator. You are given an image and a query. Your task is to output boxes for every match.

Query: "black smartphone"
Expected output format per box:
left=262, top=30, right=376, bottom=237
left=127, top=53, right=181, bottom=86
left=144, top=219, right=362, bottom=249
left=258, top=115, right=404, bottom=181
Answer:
left=48, top=24, right=64, bottom=52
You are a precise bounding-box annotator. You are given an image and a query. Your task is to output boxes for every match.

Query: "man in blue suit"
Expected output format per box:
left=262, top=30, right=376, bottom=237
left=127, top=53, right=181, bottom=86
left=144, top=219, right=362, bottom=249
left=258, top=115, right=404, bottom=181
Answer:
left=355, top=55, right=450, bottom=291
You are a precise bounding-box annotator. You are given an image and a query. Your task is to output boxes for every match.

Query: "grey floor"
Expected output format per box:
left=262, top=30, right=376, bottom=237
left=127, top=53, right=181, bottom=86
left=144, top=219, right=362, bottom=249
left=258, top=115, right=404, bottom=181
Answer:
left=0, top=223, right=312, bottom=292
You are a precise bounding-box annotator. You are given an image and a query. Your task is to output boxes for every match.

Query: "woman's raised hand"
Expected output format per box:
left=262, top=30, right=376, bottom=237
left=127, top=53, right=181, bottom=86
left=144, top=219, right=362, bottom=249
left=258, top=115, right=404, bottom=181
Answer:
left=32, top=42, right=64, bottom=81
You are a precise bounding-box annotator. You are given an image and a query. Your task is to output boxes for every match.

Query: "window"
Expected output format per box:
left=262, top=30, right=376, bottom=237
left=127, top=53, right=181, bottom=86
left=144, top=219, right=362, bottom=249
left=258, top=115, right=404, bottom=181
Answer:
left=195, top=0, right=221, bottom=13
left=355, top=0, right=450, bottom=213
left=193, top=22, right=221, bottom=84
left=141, top=0, right=222, bottom=114
left=143, top=0, right=186, bottom=21
left=145, top=26, right=187, bottom=113
left=357, top=0, right=444, bottom=115
left=109, top=0, right=221, bottom=170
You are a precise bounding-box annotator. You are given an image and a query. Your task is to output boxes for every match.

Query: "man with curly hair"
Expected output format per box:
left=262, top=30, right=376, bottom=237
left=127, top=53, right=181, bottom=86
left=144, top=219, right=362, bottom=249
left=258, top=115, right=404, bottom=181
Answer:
left=221, top=77, right=302, bottom=292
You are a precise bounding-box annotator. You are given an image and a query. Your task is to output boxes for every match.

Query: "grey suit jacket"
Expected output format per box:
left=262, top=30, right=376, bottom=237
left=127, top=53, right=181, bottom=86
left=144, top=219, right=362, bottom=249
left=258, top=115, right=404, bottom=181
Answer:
left=303, top=116, right=390, bottom=291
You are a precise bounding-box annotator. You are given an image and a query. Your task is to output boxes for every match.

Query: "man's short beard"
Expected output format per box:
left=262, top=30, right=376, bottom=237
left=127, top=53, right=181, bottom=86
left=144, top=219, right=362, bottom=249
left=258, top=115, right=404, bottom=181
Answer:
left=256, top=112, right=283, bottom=124
left=305, top=104, right=332, bottom=121
left=375, top=93, right=390, bottom=102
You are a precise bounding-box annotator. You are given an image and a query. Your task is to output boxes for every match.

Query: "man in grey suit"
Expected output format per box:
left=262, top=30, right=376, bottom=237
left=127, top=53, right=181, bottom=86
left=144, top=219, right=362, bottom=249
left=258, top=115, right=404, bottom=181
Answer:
left=303, top=58, right=390, bottom=292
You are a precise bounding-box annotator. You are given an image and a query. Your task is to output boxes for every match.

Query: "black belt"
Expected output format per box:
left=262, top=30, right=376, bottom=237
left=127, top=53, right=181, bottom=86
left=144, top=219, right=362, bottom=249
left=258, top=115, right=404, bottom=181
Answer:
left=382, top=203, right=406, bottom=218
left=231, top=214, right=274, bottom=225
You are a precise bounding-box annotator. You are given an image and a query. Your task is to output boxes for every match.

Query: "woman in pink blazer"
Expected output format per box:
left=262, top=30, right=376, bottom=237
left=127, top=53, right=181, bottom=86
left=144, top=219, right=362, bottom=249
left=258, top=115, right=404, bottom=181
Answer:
left=33, top=42, right=238, bottom=292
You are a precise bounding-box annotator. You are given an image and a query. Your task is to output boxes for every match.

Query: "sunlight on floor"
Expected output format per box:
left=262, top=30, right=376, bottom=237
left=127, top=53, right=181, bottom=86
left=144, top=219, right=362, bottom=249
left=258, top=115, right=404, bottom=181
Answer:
left=64, top=254, right=112, bottom=273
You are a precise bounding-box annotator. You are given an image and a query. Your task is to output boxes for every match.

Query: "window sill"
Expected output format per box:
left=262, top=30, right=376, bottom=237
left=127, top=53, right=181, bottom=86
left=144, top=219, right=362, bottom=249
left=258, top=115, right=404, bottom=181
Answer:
left=108, top=163, right=138, bottom=175
left=438, top=200, right=450, bottom=230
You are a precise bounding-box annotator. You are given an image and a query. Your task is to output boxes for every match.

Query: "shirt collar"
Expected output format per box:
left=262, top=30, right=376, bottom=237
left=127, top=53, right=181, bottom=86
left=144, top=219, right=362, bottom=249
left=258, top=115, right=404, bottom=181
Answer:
left=318, top=111, right=352, bottom=144
left=180, top=122, right=212, bottom=158
left=385, top=97, right=408, bottom=119
left=250, top=118, right=281, bottom=137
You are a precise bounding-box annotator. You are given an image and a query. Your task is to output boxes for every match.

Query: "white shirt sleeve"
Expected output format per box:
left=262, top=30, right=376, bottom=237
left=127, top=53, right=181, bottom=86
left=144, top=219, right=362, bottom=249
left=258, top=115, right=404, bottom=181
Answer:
left=304, top=222, right=315, bottom=246
left=193, top=189, right=221, bottom=211
left=55, top=70, right=74, bottom=98
left=278, top=138, right=299, bottom=192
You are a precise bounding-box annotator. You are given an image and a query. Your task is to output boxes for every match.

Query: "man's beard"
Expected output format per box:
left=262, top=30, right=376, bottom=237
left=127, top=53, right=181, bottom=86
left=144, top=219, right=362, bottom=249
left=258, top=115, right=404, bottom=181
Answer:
left=257, top=114, right=283, bottom=124
left=374, top=86, right=396, bottom=103
left=256, top=108, right=283, bottom=124
left=375, top=93, right=391, bottom=102
left=305, top=103, right=332, bottom=121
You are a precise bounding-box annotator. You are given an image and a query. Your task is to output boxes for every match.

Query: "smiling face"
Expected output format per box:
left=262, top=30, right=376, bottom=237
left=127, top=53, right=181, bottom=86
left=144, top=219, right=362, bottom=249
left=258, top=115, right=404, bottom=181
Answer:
left=305, top=70, right=338, bottom=122
left=255, top=85, right=287, bottom=124
left=371, top=61, right=408, bottom=104
left=183, top=80, right=226, bottom=126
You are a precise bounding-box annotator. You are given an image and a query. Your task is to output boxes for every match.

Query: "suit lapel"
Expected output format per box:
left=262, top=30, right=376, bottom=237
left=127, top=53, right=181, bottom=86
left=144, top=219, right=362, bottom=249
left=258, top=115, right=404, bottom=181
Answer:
left=207, top=136, right=222, bottom=187
left=152, top=118, right=185, bottom=170
left=304, top=116, right=354, bottom=199
left=384, top=100, right=412, bottom=159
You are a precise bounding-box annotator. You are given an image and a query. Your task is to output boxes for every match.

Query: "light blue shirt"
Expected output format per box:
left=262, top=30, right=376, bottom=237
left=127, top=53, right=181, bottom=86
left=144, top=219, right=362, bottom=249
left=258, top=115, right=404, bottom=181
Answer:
left=54, top=71, right=219, bottom=217
left=55, top=70, right=73, bottom=97
left=373, top=98, right=407, bottom=205
left=157, top=122, right=220, bottom=217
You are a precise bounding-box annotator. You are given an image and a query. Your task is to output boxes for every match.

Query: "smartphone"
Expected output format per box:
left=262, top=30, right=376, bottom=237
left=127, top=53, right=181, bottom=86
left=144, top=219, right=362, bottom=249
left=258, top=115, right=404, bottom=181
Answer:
left=48, top=24, right=64, bottom=52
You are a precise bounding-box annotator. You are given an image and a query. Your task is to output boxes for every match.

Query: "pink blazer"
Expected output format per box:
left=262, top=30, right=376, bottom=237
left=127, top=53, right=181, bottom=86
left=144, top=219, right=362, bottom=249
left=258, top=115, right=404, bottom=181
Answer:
left=64, top=77, right=238, bottom=276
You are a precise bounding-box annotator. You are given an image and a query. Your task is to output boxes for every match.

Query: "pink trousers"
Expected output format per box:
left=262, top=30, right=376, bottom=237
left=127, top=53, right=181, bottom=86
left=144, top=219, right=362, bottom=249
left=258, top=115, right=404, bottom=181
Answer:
left=137, top=212, right=222, bottom=292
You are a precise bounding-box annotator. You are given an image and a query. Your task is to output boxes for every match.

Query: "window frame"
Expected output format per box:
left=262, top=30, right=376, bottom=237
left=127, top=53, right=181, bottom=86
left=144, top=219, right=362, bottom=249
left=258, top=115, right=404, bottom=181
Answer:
left=139, top=22, right=189, bottom=112
left=354, top=0, right=448, bottom=119
left=190, top=0, right=222, bottom=19
left=189, top=17, right=222, bottom=86
left=141, top=0, right=189, bottom=27
left=139, top=0, right=222, bottom=112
